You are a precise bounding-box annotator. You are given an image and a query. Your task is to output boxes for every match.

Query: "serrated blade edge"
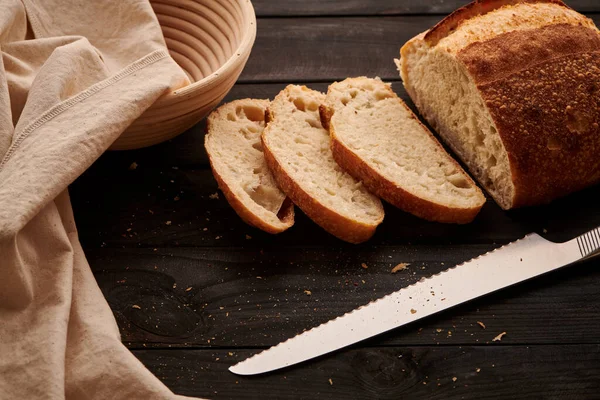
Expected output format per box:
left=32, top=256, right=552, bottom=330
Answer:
left=230, top=234, right=580, bottom=375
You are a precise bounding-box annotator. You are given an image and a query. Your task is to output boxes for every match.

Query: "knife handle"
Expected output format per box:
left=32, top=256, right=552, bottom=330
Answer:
left=575, top=227, right=600, bottom=259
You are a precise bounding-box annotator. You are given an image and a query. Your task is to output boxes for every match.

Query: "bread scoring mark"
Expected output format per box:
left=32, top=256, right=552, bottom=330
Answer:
left=424, top=0, right=570, bottom=46
left=459, top=24, right=600, bottom=86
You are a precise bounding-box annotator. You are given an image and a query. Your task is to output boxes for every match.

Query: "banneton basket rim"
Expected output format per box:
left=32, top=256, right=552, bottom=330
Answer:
left=161, top=0, right=257, bottom=100
left=113, top=0, right=256, bottom=150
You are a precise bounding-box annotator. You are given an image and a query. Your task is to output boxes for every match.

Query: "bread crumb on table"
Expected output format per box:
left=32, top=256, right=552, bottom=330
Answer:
left=304, top=290, right=312, bottom=296
left=132, top=305, right=141, bottom=309
left=361, top=262, right=369, bottom=269
left=246, top=234, right=252, bottom=240
left=209, top=192, right=220, bottom=200
left=410, top=308, right=417, bottom=314
left=452, top=377, right=457, bottom=382
left=477, top=321, right=486, bottom=329
left=129, top=162, right=138, bottom=170
left=492, top=332, right=507, bottom=342
left=328, top=378, right=333, bottom=386
left=165, top=220, right=172, bottom=226
left=391, top=263, right=410, bottom=273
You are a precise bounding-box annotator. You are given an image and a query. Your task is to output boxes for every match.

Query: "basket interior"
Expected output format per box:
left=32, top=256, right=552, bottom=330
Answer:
left=151, top=0, right=246, bottom=83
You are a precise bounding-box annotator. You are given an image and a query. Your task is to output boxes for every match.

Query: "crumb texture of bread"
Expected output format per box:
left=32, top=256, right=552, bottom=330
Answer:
left=398, top=45, right=513, bottom=208
left=399, top=0, right=600, bottom=209
left=323, top=77, right=485, bottom=223
left=205, top=99, right=294, bottom=233
left=262, top=85, right=384, bottom=243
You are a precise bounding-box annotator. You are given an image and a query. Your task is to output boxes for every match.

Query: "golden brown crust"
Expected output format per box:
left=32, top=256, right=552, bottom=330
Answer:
left=262, top=108, right=382, bottom=244
left=403, top=2, right=600, bottom=209
left=319, top=104, right=332, bottom=131
left=205, top=100, right=294, bottom=234
left=474, top=50, right=600, bottom=207
left=458, top=23, right=600, bottom=207
left=322, top=100, right=484, bottom=224
left=424, top=0, right=568, bottom=46
left=459, top=24, right=600, bottom=85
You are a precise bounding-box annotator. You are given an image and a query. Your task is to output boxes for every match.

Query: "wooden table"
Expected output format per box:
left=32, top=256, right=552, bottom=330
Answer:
left=70, top=1, right=600, bottom=398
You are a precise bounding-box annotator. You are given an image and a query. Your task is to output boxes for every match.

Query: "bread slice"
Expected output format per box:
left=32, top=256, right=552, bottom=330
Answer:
left=320, top=77, right=485, bottom=224
left=262, top=85, right=384, bottom=243
left=398, top=0, right=600, bottom=209
left=205, top=99, right=294, bottom=234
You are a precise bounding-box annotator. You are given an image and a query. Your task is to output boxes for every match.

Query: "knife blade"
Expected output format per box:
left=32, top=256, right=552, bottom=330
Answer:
left=230, top=228, right=600, bottom=375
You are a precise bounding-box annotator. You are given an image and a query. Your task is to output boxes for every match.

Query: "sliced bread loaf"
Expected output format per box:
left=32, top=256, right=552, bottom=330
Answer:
left=262, top=85, right=384, bottom=243
left=205, top=99, right=294, bottom=234
left=320, top=77, right=485, bottom=224
left=399, top=0, right=600, bottom=209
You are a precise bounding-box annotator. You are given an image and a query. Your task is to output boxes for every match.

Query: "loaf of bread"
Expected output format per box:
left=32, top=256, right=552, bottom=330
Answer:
left=320, top=77, right=486, bottom=224
left=262, top=85, right=384, bottom=243
left=205, top=99, right=294, bottom=234
left=398, top=0, right=600, bottom=209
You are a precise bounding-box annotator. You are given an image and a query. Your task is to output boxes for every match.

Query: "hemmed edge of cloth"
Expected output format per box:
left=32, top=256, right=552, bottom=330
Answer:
left=0, top=49, right=170, bottom=168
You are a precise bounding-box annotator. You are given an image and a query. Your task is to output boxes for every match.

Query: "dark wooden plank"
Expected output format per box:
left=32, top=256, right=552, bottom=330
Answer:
left=239, top=16, right=430, bottom=82
left=88, top=246, right=600, bottom=348
left=71, top=162, right=600, bottom=249
left=252, top=0, right=600, bottom=16
left=239, top=14, right=600, bottom=82
left=134, top=345, right=600, bottom=399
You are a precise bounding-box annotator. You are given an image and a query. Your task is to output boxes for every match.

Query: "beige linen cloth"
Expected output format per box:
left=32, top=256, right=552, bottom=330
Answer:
left=0, top=1, right=204, bottom=398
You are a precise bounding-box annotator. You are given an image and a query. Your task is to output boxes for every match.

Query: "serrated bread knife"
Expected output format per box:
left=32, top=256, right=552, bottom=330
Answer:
left=230, top=228, right=600, bottom=375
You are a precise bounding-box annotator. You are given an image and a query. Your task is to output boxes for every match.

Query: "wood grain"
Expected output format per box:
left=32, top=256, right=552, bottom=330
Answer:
left=88, top=246, right=600, bottom=348
left=134, top=345, right=600, bottom=399
left=71, top=163, right=600, bottom=249
left=238, top=14, right=600, bottom=82
left=239, top=17, right=432, bottom=82
left=252, top=0, right=600, bottom=16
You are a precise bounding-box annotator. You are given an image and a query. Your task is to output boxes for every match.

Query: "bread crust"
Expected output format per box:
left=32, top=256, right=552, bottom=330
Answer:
left=207, top=157, right=295, bottom=233
left=205, top=99, right=294, bottom=234
left=402, top=1, right=600, bottom=209
left=458, top=24, right=600, bottom=207
left=424, top=0, right=569, bottom=46
left=321, top=99, right=484, bottom=224
left=458, top=24, right=600, bottom=85
left=262, top=106, right=383, bottom=244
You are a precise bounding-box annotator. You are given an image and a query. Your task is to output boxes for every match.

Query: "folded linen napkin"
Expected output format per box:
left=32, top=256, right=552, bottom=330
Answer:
left=0, top=1, right=202, bottom=398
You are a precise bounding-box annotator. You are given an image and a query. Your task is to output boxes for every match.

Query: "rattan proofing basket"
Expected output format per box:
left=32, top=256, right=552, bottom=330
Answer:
left=110, top=0, right=257, bottom=150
